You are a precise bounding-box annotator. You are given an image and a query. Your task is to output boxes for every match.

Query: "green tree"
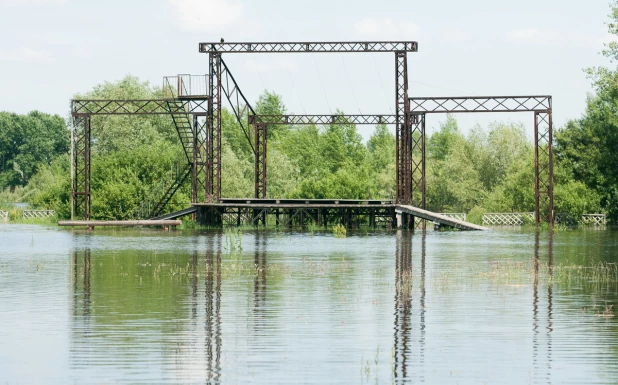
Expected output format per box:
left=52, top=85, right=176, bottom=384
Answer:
left=0, top=111, right=68, bottom=191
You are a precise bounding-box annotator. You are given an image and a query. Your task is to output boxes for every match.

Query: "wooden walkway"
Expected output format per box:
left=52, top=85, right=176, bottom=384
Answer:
left=58, top=220, right=181, bottom=230
left=396, top=205, right=488, bottom=231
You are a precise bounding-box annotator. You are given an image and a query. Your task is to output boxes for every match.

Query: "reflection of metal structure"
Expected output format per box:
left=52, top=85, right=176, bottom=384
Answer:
left=254, top=233, right=267, bottom=325
left=533, top=231, right=554, bottom=383
left=410, top=96, right=553, bottom=226
left=205, top=235, right=223, bottom=383
left=393, top=231, right=427, bottom=381
left=393, top=231, right=413, bottom=380
left=69, top=247, right=91, bottom=371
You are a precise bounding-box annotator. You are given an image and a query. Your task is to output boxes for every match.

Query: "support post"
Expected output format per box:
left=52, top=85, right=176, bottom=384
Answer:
left=534, top=110, right=554, bottom=227
left=395, top=51, right=411, bottom=205
left=71, top=115, right=91, bottom=221
left=254, top=123, right=267, bottom=199
left=410, top=113, right=426, bottom=209
left=207, top=52, right=222, bottom=202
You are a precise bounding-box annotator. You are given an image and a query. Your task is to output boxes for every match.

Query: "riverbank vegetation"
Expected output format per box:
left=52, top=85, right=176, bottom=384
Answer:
left=3, top=5, right=618, bottom=223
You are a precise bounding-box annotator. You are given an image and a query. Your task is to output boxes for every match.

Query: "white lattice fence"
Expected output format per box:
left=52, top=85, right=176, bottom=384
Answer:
left=0, top=210, right=7, bottom=220
left=441, top=213, right=467, bottom=221
left=23, top=210, right=56, bottom=219
left=482, top=212, right=534, bottom=226
left=581, top=214, right=606, bottom=226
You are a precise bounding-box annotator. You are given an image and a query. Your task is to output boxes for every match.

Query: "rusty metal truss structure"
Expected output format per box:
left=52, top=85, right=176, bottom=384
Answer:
left=409, top=95, right=553, bottom=226
left=69, top=40, right=553, bottom=226
left=71, top=99, right=208, bottom=115
left=199, top=41, right=418, bottom=53
left=196, top=40, right=422, bottom=222
left=70, top=92, right=210, bottom=221
left=249, top=114, right=397, bottom=125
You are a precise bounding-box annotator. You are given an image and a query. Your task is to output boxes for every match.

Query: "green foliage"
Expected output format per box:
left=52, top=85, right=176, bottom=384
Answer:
left=27, top=155, right=71, bottom=219
left=467, top=206, right=486, bottom=225
left=553, top=2, right=618, bottom=222
left=0, top=111, right=68, bottom=190
left=255, top=90, right=288, bottom=140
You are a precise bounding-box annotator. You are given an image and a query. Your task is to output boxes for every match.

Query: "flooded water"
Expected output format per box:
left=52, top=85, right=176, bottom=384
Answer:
left=1, top=225, right=617, bottom=384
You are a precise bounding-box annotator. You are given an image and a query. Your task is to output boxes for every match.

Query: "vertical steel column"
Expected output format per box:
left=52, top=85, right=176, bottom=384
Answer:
left=534, top=108, right=554, bottom=227
left=410, top=113, right=426, bottom=209
left=254, top=123, right=267, bottom=199
left=395, top=51, right=411, bottom=205
left=71, top=115, right=91, bottom=221
left=208, top=52, right=222, bottom=202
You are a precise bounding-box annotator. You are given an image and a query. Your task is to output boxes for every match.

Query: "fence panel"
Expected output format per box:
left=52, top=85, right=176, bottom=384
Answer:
left=441, top=213, right=467, bottom=222
left=581, top=214, right=606, bottom=226
left=482, top=212, right=534, bottom=226
left=23, top=210, right=56, bottom=219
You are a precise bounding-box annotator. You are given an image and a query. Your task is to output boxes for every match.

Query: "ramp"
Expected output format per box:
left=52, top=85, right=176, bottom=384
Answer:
left=151, top=206, right=197, bottom=220
left=396, top=205, right=488, bottom=231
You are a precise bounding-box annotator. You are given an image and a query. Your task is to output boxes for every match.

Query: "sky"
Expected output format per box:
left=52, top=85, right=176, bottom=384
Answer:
left=0, top=0, right=614, bottom=137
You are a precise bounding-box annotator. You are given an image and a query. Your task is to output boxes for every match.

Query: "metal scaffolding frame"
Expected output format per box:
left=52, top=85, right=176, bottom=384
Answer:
left=69, top=96, right=209, bottom=220
left=409, top=95, right=554, bottom=226
left=69, top=41, right=553, bottom=226
left=200, top=41, right=418, bottom=206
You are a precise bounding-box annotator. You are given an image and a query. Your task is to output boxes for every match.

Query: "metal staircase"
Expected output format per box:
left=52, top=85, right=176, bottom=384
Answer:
left=166, top=100, right=195, bottom=162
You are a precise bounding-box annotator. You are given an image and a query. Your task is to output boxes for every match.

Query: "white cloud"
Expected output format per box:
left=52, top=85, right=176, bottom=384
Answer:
left=244, top=58, right=297, bottom=73
left=353, top=18, right=421, bottom=40
left=0, top=0, right=66, bottom=5
left=0, top=47, right=54, bottom=63
left=169, top=0, right=244, bottom=32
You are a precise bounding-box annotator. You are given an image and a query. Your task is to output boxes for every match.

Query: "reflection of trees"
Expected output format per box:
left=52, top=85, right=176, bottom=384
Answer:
left=533, top=230, right=553, bottom=384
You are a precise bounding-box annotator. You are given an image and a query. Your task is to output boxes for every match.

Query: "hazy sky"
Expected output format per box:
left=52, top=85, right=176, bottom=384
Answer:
left=0, top=0, right=613, bottom=136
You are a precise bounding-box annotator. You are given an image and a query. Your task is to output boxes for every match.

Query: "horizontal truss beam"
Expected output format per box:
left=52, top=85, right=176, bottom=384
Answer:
left=199, top=41, right=418, bottom=53
left=409, top=96, right=551, bottom=113
left=249, top=114, right=397, bottom=125
left=71, top=99, right=208, bottom=115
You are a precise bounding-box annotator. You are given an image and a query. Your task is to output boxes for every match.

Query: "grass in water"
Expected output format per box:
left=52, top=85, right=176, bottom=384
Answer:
left=333, top=224, right=347, bottom=238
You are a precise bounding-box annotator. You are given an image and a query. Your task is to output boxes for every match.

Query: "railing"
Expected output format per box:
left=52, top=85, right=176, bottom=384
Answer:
left=482, top=212, right=534, bottom=226
left=483, top=212, right=608, bottom=226
left=581, top=214, right=607, bottom=226
left=0, top=210, right=8, bottom=221
left=163, top=74, right=208, bottom=98
left=23, top=210, right=56, bottom=219
left=441, top=213, right=467, bottom=221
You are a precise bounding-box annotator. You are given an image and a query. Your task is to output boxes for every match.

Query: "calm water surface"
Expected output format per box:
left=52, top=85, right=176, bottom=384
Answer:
left=1, top=225, right=618, bottom=384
